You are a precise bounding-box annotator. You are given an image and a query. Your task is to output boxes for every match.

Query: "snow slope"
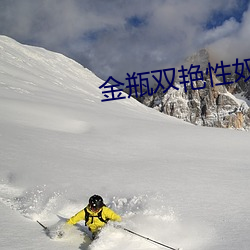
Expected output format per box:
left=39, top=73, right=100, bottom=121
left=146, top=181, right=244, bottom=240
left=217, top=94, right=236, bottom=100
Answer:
left=0, top=36, right=249, bottom=250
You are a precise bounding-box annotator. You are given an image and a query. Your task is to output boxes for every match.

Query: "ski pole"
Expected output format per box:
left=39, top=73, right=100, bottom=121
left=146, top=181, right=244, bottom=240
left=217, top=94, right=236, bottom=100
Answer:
left=122, top=227, right=180, bottom=250
left=37, top=220, right=48, bottom=231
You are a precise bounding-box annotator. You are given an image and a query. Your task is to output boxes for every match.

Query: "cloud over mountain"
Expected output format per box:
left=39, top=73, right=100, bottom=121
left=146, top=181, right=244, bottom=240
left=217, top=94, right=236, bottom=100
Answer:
left=0, top=0, right=249, bottom=81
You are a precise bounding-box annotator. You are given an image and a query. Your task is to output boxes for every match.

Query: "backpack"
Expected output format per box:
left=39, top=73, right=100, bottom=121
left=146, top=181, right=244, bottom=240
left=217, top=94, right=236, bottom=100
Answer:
left=84, top=206, right=109, bottom=226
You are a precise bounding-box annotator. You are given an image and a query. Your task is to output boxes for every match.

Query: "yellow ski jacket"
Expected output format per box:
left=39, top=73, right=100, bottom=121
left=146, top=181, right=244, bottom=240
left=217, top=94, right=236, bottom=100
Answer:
left=67, top=206, right=121, bottom=233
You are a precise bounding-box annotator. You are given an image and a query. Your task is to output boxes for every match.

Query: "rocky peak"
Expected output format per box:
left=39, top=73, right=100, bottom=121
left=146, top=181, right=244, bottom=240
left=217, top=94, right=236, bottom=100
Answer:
left=139, top=49, right=250, bottom=130
left=184, top=48, right=210, bottom=71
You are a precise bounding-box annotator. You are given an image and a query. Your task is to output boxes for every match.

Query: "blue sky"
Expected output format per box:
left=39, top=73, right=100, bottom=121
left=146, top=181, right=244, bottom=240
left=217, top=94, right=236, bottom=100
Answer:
left=0, top=0, right=249, bottom=81
left=206, top=0, right=249, bottom=29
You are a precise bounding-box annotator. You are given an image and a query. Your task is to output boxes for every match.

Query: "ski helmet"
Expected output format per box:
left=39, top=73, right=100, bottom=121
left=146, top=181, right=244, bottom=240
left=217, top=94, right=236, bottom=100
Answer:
left=89, top=195, right=104, bottom=210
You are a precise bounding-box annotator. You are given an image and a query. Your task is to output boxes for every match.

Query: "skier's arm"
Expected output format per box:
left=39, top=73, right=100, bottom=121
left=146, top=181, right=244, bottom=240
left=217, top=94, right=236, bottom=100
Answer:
left=67, top=209, right=85, bottom=225
left=104, top=207, right=122, bottom=222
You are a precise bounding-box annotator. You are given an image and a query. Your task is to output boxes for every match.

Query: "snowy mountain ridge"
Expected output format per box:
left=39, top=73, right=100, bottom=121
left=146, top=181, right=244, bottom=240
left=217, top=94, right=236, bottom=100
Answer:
left=0, top=36, right=250, bottom=250
left=0, top=35, right=152, bottom=133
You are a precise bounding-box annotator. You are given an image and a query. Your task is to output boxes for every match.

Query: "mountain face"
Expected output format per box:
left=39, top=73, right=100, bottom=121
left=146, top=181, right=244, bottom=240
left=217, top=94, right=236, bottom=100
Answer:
left=139, top=49, right=250, bottom=130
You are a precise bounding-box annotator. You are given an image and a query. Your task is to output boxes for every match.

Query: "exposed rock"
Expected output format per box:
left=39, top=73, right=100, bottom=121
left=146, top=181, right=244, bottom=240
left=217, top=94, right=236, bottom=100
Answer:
left=139, top=49, right=250, bottom=130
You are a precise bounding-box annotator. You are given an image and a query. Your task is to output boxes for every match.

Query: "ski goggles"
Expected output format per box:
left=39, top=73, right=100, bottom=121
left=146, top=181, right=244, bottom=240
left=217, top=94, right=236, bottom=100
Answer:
left=89, top=205, right=101, bottom=212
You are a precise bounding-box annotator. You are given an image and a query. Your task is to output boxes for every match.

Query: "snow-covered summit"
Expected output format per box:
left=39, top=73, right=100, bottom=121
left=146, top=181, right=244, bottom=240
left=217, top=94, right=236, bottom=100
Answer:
left=0, top=35, right=153, bottom=133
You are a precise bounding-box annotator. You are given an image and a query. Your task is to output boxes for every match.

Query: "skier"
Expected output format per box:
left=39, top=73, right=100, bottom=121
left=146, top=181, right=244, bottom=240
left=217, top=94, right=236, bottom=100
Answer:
left=66, top=194, right=122, bottom=239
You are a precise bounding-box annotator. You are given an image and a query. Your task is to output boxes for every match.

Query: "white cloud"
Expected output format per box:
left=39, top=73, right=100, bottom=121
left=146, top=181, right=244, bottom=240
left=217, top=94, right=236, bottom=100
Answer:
left=208, top=4, right=250, bottom=65
left=201, top=18, right=240, bottom=45
left=0, top=0, right=248, bottom=81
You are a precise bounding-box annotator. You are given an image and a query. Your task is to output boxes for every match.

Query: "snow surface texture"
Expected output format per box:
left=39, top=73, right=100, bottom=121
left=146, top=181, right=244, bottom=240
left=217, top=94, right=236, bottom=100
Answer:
left=0, top=36, right=250, bottom=250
